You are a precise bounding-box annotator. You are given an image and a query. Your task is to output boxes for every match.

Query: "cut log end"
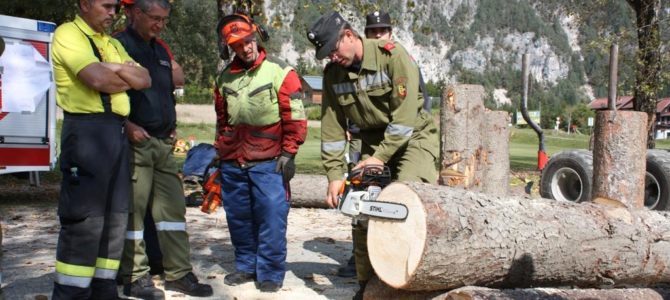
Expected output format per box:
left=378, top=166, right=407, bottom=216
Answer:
left=368, top=182, right=427, bottom=289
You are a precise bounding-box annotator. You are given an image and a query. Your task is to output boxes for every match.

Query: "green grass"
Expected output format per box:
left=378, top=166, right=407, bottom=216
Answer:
left=509, top=129, right=590, bottom=170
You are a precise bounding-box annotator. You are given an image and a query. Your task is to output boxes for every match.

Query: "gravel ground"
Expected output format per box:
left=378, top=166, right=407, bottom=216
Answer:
left=0, top=179, right=358, bottom=299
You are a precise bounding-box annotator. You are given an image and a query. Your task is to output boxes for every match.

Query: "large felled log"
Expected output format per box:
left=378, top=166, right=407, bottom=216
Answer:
left=443, top=286, right=670, bottom=300
left=289, top=174, right=329, bottom=208
left=364, top=283, right=670, bottom=300
left=367, top=182, right=670, bottom=291
left=363, top=275, right=445, bottom=300
left=591, top=110, right=648, bottom=208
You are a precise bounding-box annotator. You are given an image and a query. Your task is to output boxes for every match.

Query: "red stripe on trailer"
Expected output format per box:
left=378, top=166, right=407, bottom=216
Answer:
left=28, top=41, right=48, bottom=59
left=0, top=147, right=50, bottom=166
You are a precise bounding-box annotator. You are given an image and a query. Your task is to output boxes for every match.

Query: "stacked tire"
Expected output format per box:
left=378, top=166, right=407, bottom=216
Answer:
left=540, top=149, right=670, bottom=210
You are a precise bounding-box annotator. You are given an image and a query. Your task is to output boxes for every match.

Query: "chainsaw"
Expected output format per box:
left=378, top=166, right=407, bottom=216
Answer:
left=337, top=165, right=408, bottom=221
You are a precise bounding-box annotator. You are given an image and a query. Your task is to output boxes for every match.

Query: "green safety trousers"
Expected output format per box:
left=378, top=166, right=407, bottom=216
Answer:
left=353, top=119, right=439, bottom=283
left=119, top=137, right=192, bottom=282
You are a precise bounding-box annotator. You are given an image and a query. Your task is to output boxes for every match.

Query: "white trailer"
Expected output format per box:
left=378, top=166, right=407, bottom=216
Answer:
left=0, top=15, right=57, bottom=178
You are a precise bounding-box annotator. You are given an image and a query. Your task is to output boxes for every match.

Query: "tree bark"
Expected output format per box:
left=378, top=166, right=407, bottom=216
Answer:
left=482, top=111, right=510, bottom=196
left=439, top=85, right=486, bottom=189
left=289, top=174, right=330, bottom=208
left=591, top=110, right=647, bottom=208
left=442, top=286, right=670, bottom=300
left=367, top=182, right=670, bottom=291
left=363, top=275, right=446, bottom=300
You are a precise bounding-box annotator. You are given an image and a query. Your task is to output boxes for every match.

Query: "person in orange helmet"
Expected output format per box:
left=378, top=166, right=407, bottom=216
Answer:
left=213, top=12, right=307, bottom=293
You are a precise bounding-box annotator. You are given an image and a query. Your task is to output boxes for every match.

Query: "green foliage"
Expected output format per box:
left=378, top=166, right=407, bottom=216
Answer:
left=0, top=0, right=76, bottom=25
left=305, top=105, right=322, bottom=120
left=161, top=0, right=219, bottom=88
left=179, top=84, right=213, bottom=105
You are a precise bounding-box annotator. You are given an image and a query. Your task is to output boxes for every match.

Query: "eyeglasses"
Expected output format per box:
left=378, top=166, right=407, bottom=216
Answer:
left=140, top=9, right=169, bottom=24
left=328, top=38, right=343, bottom=59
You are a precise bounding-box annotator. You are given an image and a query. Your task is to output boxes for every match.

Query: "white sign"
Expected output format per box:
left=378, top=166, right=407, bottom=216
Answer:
left=516, top=110, right=540, bottom=125
left=587, top=117, right=594, bottom=127
left=0, top=42, right=52, bottom=113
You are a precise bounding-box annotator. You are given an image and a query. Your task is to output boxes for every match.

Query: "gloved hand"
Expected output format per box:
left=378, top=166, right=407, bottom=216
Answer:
left=275, top=152, right=295, bottom=182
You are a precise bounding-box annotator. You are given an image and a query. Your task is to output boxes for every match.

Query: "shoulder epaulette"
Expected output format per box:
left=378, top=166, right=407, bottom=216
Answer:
left=378, top=40, right=396, bottom=53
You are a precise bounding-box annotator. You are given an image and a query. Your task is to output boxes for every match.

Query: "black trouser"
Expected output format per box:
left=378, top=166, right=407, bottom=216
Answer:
left=53, top=113, right=130, bottom=300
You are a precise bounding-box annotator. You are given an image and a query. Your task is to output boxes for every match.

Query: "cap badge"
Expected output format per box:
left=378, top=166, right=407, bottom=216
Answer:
left=308, top=32, right=315, bottom=40
left=373, top=11, right=380, bottom=17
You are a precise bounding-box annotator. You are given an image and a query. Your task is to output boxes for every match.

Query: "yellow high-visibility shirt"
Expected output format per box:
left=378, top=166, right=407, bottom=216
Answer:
left=52, top=15, right=133, bottom=116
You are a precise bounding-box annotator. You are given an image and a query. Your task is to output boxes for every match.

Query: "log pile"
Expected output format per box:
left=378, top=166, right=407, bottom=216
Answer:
left=366, top=182, right=670, bottom=296
left=364, top=281, right=670, bottom=300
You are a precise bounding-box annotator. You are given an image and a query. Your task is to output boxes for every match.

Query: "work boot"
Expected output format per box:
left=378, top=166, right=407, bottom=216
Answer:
left=352, top=281, right=367, bottom=300
left=165, top=272, right=213, bottom=297
left=258, top=281, right=282, bottom=293
left=223, top=271, right=256, bottom=286
left=336, top=255, right=356, bottom=277
left=123, top=273, right=165, bottom=300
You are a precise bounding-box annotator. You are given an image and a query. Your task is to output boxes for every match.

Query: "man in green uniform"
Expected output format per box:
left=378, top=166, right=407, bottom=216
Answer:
left=307, top=11, right=439, bottom=298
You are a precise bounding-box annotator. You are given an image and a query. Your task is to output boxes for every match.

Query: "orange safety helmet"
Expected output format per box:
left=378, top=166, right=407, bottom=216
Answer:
left=217, top=13, right=257, bottom=45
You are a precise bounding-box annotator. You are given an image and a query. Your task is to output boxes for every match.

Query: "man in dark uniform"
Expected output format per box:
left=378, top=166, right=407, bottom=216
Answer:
left=114, top=0, right=213, bottom=298
left=51, top=0, right=151, bottom=298
left=307, top=12, right=439, bottom=299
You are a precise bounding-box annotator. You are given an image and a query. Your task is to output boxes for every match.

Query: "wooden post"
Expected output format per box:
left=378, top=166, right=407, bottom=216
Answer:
left=367, top=182, right=670, bottom=291
left=591, top=110, right=648, bottom=208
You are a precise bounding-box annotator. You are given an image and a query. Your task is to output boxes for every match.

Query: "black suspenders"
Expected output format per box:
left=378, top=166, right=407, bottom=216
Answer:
left=76, top=24, right=113, bottom=114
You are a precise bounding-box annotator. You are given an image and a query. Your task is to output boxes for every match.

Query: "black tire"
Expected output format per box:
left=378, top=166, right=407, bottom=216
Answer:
left=540, top=150, right=593, bottom=203
left=645, top=149, right=670, bottom=210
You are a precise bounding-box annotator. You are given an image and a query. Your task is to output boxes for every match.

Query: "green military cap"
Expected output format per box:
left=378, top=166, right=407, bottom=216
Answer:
left=307, top=11, right=348, bottom=60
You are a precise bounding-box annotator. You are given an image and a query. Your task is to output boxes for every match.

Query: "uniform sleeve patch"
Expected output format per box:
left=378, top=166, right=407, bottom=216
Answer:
left=383, top=42, right=395, bottom=51
left=398, top=84, right=407, bottom=99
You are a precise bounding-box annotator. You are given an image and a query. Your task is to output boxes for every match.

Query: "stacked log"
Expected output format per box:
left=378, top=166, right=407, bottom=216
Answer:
left=591, top=110, right=648, bottom=208
left=366, top=182, right=670, bottom=292
left=439, top=85, right=509, bottom=195
left=289, top=174, right=329, bottom=208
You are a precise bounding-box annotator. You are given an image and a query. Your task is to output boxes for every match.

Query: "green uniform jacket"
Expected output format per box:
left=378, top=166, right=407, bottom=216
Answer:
left=321, top=38, right=436, bottom=182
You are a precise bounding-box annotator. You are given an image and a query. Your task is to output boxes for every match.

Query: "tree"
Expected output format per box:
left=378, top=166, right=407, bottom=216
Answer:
left=0, top=1, right=77, bottom=25
left=564, top=0, right=663, bottom=148
left=627, top=0, right=661, bottom=148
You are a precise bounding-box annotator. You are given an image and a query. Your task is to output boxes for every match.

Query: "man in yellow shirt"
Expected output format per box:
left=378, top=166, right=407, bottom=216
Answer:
left=51, top=0, right=150, bottom=298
